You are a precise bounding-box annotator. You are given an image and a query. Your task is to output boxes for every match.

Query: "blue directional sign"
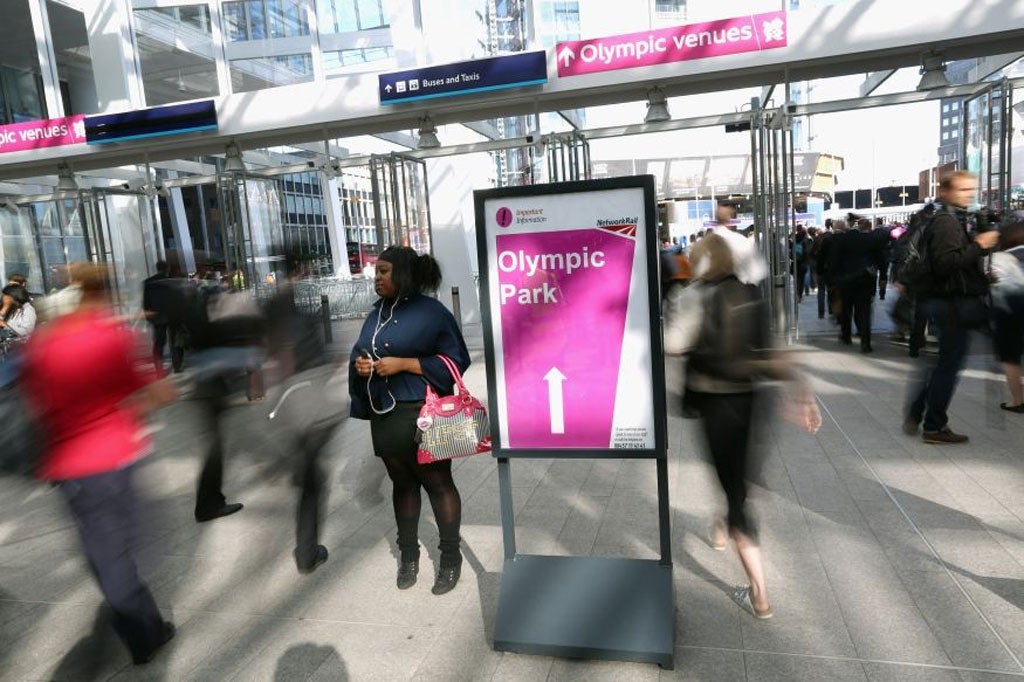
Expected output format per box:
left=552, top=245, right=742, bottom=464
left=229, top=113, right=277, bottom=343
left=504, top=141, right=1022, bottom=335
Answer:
left=379, top=51, right=547, bottom=105
left=85, top=99, right=218, bottom=145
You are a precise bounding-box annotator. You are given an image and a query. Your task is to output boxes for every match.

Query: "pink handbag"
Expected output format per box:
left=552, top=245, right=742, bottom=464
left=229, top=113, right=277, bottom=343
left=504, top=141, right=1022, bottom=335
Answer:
left=416, top=355, right=492, bottom=464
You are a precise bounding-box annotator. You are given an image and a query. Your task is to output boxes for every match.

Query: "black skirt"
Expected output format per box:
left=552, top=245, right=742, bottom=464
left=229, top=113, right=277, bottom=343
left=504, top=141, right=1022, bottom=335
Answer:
left=369, top=401, right=424, bottom=461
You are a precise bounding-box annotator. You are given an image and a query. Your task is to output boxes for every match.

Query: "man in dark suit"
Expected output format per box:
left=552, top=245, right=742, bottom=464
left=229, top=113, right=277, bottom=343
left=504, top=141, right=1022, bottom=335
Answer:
left=827, top=219, right=890, bottom=353
left=142, top=261, right=185, bottom=375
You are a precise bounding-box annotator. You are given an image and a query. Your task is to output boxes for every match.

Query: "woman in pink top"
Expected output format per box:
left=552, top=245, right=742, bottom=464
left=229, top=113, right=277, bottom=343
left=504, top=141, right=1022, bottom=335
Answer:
left=21, top=264, right=176, bottom=665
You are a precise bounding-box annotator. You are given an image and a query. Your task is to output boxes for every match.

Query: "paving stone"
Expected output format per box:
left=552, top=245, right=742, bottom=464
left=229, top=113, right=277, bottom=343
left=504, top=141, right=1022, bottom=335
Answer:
left=743, top=651, right=868, bottom=681
left=861, top=661, right=965, bottom=681
left=2, top=325, right=1023, bottom=679
left=661, top=646, right=745, bottom=681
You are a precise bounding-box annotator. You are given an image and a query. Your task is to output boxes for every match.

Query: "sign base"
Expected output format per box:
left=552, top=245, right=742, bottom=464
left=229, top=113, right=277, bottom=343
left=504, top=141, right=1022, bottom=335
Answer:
left=494, top=554, right=674, bottom=669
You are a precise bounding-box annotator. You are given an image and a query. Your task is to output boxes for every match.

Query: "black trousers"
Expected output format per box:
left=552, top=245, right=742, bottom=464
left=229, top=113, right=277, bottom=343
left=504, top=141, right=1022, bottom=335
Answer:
left=151, top=323, right=184, bottom=373
left=294, top=434, right=326, bottom=568
left=695, top=390, right=757, bottom=538
left=60, top=465, right=167, bottom=661
left=194, top=375, right=230, bottom=517
left=838, top=273, right=875, bottom=348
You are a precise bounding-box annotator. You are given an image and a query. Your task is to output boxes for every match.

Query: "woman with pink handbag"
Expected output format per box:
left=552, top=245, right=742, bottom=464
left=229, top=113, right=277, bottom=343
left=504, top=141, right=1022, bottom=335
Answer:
left=350, top=246, right=471, bottom=595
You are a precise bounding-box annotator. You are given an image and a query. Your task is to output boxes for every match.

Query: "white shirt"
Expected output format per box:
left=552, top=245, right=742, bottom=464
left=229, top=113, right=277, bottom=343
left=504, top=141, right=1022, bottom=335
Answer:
left=6, top=302, right=36, bottom=337
left=693, top=225, right=768, bottom=285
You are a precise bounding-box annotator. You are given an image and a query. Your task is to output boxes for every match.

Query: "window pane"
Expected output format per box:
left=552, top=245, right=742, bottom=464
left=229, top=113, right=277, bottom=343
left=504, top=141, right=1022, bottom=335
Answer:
left=284, top=0, right=308, bottom=36
left=3, top=68, right=46, bottom=123
left=356, top=0, right=387, bottom=29
left=248, top=0, right=266, bottom=39
left=323, top=46, right=394, bottom=76
left=223, top=2, right=247, bottom=41
left=230, top=53, right=313, bottom=92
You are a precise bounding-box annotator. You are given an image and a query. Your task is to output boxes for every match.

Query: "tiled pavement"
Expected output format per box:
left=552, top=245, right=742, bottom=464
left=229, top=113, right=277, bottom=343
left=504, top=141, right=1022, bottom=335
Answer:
left=1, top=295, right=1022, bottom=681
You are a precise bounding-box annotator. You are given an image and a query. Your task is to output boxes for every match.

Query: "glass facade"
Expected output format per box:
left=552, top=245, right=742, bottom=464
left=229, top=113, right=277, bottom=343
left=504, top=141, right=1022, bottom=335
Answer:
left=230, top=52, right=314, bottom=91
left=133, top=5, right=220, bottom=105
left=280, top=171, right=332, bottom=272
left=222, top=0, right=310, bottom=41
left=316, top=0, right=389, bottom=32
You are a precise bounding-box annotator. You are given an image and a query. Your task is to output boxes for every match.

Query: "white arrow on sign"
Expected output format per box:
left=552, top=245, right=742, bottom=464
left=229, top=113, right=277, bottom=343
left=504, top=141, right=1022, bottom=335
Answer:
left=384, top=83, right=393, bottom=92
left=557, top=46, right=576, bottom=68
left=543, top=367, right=567, bottom=435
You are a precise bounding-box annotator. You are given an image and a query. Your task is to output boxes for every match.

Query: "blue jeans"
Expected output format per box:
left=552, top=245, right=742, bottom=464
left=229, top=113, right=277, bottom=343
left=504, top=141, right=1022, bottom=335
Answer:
left=905, top=298, right=980, bottom=432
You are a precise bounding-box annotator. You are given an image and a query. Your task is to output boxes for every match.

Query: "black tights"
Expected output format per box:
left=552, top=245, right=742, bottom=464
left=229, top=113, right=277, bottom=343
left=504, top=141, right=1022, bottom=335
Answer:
left=381, top=456, right=462, bottom=566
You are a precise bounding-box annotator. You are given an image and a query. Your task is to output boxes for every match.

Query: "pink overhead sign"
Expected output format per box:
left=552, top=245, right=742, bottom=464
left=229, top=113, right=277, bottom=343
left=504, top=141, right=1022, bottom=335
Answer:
left=556, top=11, right=788, bottom=77
left=0, top=115, right=86, bottom=154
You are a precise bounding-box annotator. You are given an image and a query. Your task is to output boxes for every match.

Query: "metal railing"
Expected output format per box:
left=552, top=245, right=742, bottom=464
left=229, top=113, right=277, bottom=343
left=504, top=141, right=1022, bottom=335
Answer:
left=254, top=277, right=377, bottom=319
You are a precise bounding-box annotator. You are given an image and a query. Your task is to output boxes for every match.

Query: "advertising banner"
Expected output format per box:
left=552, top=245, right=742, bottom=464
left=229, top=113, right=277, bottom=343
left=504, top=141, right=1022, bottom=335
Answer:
left=476, top=177, right=664, bottom=455
left=556, top=11, right=787, bottom=77
left=0, top=115, right=86, bottom=154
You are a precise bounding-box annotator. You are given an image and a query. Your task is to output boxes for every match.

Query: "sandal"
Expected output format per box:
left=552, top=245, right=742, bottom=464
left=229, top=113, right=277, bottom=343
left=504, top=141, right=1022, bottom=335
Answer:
left=1000, top=402, right=1024, bottom=414
left=731, top=585, right=773, bottom=619
left=709, top=518, right=728, bottom=551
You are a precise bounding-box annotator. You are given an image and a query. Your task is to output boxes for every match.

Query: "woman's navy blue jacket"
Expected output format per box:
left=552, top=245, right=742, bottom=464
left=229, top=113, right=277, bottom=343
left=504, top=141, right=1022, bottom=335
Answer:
left=349, top=293, right=470, bottom=419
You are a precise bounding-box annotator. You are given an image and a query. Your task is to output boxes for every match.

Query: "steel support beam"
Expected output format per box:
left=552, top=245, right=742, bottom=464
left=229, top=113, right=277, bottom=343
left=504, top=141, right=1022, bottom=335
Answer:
left=859, top=70, right=896, bottom=98
left=970, top=53, right=1024, bottom=81
left=557, top=109, right=583, bottom=130
left=461, top=121, right=502, bottom=140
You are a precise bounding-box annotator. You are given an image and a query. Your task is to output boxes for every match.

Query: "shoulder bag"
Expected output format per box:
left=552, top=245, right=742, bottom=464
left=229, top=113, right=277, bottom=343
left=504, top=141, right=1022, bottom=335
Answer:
left=416, top=355, right=491, bottom=464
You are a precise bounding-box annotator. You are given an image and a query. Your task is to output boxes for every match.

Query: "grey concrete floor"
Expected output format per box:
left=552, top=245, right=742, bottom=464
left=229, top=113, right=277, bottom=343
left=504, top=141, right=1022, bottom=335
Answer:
left=1, top=303, right=1023, bottom=681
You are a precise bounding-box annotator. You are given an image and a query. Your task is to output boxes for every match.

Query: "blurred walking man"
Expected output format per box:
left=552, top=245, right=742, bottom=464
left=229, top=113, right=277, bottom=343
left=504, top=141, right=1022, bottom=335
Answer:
left=904, top=171, right=999, bottom=443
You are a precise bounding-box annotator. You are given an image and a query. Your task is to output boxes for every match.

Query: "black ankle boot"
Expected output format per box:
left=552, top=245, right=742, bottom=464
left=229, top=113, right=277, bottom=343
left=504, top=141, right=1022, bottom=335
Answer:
left=397, top=559, right=419, bottom=590
left=431, top=563, right=461, bottom=595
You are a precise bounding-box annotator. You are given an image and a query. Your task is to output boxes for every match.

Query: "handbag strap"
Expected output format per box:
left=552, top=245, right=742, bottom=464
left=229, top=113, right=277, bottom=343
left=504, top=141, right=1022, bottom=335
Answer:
left=437, top=354, right=469, bottom=397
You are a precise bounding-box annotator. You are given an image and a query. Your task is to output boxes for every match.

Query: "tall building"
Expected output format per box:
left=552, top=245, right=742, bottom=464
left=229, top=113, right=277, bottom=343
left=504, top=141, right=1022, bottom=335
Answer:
left=936, top=59, right=974, bottom=166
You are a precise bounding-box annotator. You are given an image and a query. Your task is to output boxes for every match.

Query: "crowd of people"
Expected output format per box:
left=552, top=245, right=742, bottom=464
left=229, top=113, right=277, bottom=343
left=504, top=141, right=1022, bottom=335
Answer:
left=663, top=170, right=1024, bottom=441
left=0, top=246, right=471, bottom=665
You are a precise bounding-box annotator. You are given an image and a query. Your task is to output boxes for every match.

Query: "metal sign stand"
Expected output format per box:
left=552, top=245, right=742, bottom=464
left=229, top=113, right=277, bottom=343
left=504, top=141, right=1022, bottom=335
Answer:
left=475, top=176, right=673, bottom=669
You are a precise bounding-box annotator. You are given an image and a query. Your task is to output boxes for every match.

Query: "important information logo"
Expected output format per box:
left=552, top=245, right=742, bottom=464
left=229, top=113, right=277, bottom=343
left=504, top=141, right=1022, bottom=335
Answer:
left=496, top=206, right=547, bottom=228
left=496, top=206, right=513, bottom=228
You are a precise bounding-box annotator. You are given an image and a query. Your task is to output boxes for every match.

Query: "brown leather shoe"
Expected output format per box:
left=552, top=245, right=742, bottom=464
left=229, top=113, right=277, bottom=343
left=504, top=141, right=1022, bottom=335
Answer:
left=922, top=428, right=968, bottom=444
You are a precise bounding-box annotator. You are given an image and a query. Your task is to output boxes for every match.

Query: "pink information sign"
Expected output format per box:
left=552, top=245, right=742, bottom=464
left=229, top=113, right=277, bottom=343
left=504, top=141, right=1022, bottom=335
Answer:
left=556, top=11, right=787, bottom=78
left=479, top=180, right=661, bottom=452
left=0, top=115, right=86, bottom=154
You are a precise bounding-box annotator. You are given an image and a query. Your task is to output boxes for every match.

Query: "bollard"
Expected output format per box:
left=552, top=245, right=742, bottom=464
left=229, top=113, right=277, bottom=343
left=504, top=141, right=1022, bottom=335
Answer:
left=320, top=294, right=333, bottom=343
left=451, top=286, right=462, bottom=332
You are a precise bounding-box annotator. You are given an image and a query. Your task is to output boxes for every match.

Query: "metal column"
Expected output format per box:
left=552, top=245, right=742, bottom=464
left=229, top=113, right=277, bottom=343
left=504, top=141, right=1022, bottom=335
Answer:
left=749, top=96, right=798, bottom=341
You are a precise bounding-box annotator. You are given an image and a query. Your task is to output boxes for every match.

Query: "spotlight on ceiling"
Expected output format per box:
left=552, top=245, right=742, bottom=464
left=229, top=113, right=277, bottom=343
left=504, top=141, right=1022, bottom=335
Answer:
left=644, top=87, right=671, bottom=124
left=56, top=164, right=79, bottom=192
left=417, top=116, right=440, bottom=150
left=223, top=143, right=247, bottom=172
left=917, top=53, right=951, bottom=91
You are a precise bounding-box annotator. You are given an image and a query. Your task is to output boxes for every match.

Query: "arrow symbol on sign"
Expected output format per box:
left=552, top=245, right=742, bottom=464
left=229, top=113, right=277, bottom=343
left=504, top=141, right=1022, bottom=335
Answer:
left=557, top=46, right=576, bottom=68
left=543, top=367, right=566, bottom=434
left=384, top=83, right=393, bottom=93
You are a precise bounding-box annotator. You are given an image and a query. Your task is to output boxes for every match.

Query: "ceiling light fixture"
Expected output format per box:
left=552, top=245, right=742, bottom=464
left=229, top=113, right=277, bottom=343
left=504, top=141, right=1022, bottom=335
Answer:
left=223, top=143, right=247, bottom=172
left=917, top=53, right=951, bottom=91
left=644, top=87, right=671, bottom=124
left=417, top=116, right=440, bottom=150
left=56, top=163, right=79, bottom=192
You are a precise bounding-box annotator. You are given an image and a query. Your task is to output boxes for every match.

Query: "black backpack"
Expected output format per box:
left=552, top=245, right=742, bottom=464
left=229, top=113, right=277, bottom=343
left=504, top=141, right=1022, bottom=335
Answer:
left=895, top=203, right=938, bottom=289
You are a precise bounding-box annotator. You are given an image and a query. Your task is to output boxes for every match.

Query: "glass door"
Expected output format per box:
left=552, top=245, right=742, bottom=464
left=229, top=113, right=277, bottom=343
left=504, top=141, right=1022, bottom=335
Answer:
left=963, top=79, right=1013, bottom=212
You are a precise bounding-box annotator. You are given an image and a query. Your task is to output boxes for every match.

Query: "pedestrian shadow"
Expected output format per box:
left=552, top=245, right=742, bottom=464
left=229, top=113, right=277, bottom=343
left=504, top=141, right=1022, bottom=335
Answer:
left=945, top=561, right=1024, bottom=613
left=274, top=642, right=347, bottom=680
left=49, top=604, right=132, bottom=681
